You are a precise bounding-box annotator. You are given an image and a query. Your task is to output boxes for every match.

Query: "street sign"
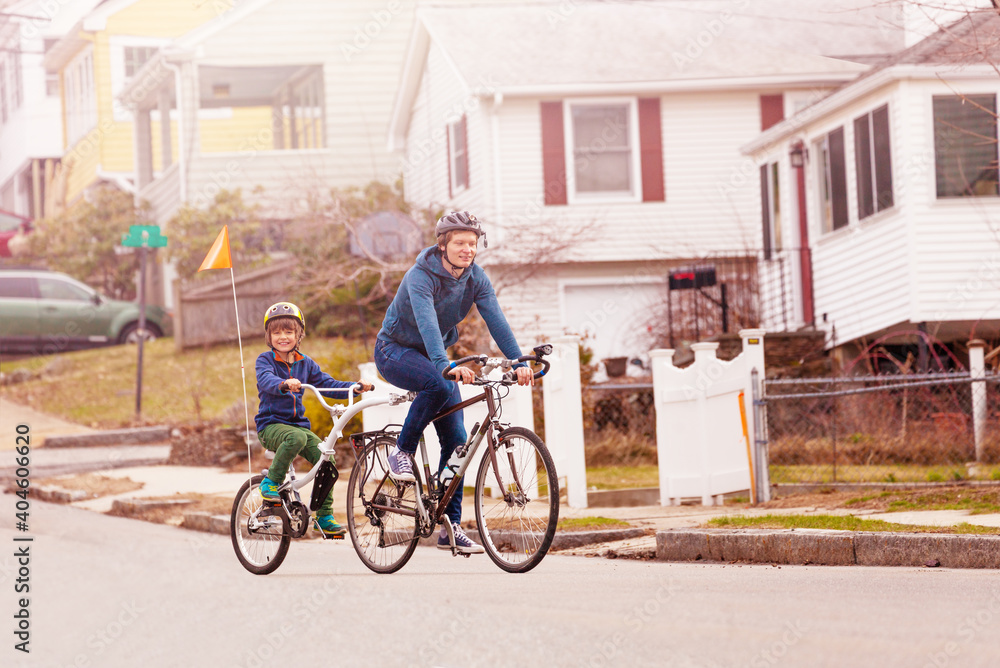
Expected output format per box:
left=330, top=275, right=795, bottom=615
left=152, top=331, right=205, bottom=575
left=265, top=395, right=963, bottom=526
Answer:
left=121, top=225, right=168, bottom=248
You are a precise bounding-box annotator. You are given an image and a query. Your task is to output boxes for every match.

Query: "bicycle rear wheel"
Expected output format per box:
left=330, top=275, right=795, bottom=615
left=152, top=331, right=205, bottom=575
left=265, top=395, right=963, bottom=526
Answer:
left=474, top=426, right=559, bottom=573
left=231, top=474, right=290, bottom=575
left=346, top=436, right=420, bottom=574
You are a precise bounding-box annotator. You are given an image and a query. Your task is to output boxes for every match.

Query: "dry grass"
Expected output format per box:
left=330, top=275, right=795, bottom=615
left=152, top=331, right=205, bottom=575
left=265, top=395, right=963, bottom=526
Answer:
left=106, top=493, right=233, bottom=525
left=37, top=473, right=144, bottom=497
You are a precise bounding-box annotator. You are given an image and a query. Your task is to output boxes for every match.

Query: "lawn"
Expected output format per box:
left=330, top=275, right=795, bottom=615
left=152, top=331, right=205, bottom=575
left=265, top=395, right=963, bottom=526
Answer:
left=770, top=463, right=1000, bottom=484
left=707, top=513, right=1000, bottom=535
left=0, top=337, right=369, bottom=428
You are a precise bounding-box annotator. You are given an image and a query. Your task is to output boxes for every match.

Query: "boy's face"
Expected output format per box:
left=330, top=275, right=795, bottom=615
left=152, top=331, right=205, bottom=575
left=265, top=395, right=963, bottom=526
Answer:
left=271, top=323, right=299, bottom=354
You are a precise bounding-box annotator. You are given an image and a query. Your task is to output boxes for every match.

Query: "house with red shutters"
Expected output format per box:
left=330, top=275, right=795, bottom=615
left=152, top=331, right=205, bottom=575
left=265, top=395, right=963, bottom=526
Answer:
left=742, top=8, right=1000, bottom=367
left=388, top=1, right=920, bottom=363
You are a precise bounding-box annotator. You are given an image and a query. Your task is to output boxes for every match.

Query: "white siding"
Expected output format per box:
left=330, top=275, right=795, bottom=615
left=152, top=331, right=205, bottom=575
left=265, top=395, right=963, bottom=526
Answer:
left=193, top=0, right=417, bottom=188
left=401, top=39, right=491, bottom=217
left=140, top=161, right=181, bottom=224
left=491, top=90, right=770, bottom=262
left=907, top=79, right=1000, bottom=326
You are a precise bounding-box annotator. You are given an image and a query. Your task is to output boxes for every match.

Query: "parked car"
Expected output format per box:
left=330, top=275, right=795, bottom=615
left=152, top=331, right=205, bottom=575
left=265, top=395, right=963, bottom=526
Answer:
left=0, top=210, right=32, bottom=257
left=0, top=269, right=172, bottom=355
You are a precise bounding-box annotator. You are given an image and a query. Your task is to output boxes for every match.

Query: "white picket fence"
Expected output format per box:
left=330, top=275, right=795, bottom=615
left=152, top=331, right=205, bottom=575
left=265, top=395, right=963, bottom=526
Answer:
left=359, top=329, right=768, bottom=508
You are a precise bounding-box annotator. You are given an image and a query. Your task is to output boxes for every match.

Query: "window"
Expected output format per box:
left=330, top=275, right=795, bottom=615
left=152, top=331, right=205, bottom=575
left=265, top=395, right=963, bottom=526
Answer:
left=447, top=115, right=468, bottom=195
left=854, top=105, right=893, bottom=218
left=65, top=47, right=97, bottom=147
left=37, top=278, right=92, bottom=302
left=124, top=46, right=157, bottom=79
left=760, top=162, right=782, bottom=259
left=0, top=276, right=35, bottom=299
left=273, top=67, right=325, bottom=150
left=567, top=101, right=636, bottom=199
left=816, top=127, right=848, bottom=233
left=933, top=94, right=999, bottom=198
left=540, top=98, right=663, bottom=205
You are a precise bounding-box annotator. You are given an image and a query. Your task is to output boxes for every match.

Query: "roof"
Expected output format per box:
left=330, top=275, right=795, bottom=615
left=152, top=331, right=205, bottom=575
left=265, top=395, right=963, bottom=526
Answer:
left=417, top=1, right=900, bottom=89
left=742, top=8, right=1000, bottom=153
left=389, top=0, right=906, bottom=149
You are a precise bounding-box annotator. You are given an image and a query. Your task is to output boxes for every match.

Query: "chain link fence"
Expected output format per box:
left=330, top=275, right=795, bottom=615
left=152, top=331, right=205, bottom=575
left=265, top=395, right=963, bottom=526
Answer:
left=762, top=372, right=1000, bottom=485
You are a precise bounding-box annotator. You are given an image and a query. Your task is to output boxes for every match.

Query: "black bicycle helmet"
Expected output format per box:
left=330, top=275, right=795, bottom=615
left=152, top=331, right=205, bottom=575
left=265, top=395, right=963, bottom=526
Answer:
left=435, top=211, right=487, bottom=247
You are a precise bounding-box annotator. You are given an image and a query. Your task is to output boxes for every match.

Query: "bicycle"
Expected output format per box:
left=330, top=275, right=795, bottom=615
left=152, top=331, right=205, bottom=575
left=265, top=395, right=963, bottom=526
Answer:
left=346, top=344, right=559, bottom=574
left=230, top=383, right=393, bottom=575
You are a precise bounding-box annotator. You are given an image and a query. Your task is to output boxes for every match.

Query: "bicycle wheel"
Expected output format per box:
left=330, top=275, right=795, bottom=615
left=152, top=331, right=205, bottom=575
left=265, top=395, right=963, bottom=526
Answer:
left=231, top=474, right=290, bottom=575
left=346, top=436, right=420, bottom=574
left=474, top=426, right=559, bottom=573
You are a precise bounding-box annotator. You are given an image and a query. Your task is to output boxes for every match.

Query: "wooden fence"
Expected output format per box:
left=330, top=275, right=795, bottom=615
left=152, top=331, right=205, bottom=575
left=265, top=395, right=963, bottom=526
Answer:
left=173, top=258, right=295, bottom=350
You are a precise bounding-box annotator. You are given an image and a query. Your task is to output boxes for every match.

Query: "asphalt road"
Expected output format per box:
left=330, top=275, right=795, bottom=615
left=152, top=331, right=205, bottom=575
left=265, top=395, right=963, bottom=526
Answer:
left=2, top=497, right=1000, bottom=668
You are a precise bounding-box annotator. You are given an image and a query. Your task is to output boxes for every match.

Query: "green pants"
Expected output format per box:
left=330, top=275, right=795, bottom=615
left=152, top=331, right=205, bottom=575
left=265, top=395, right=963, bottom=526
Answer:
left=258, top=423, right=336, bottom=516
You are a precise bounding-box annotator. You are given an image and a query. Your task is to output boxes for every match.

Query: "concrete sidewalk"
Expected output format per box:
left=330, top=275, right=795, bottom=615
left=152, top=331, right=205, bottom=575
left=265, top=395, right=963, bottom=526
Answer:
left=0, top=397, right=97, bottom=448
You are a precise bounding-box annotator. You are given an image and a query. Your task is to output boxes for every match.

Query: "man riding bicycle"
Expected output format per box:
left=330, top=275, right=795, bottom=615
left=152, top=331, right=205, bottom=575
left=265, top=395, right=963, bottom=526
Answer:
left=374, top=211, right=532, bottom=554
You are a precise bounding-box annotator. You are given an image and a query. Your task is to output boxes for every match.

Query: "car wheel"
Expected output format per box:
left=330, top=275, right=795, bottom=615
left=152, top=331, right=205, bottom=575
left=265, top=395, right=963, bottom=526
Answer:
left=118, top=322, right=162, bottom=345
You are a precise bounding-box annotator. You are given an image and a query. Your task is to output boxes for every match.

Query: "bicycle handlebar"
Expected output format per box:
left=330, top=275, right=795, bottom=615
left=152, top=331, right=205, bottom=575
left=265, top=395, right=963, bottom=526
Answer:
left=298, top=383, right=371, bottom=409
left=442, top=343, right=553, bottom=384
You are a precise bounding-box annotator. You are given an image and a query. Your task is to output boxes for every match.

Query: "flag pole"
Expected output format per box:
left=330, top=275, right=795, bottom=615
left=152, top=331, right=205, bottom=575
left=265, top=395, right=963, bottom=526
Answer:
left=229, top=265, right=254, bottom=480
left=196, top=225, right=254, bottom=482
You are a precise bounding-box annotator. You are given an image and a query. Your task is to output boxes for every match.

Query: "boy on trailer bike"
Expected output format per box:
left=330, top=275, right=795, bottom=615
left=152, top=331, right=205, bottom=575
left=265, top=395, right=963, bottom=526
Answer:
left=374, top=211, right=533, bottom=554
left=255, top=301, right=372, bottom=538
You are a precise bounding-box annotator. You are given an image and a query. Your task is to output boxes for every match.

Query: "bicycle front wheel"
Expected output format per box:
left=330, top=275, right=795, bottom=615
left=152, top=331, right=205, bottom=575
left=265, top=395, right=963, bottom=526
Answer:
left=231, top=474, right=290, bottom=575
left=474, top=426, right=559, bottom=573
left=347, top=436, right=420, bottom=574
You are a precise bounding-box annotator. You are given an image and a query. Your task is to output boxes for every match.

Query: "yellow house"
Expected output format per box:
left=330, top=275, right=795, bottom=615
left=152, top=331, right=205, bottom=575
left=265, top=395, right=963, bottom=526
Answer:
left=42, top=0, right=270, bottom=212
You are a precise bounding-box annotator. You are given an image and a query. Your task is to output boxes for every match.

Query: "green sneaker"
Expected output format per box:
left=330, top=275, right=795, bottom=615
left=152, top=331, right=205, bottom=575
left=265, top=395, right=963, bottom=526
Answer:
left=258, top=476, right=280, bottom=504
left=314, top=515, right=347, bottom=539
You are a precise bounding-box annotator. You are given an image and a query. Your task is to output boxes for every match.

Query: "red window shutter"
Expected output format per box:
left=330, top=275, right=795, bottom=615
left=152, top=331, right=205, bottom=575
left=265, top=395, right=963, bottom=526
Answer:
left=445, top=125, right=453, bottom=199
left=638, top=97, right=664, bottom=202
left=760, top=94, right=784, bottom=131
left=540, top=101, right=567, bottom=205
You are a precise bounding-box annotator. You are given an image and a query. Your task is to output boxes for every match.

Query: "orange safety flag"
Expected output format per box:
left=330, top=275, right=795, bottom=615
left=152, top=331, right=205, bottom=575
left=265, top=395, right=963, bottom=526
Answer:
left=197, top=225, right=232, bottom=271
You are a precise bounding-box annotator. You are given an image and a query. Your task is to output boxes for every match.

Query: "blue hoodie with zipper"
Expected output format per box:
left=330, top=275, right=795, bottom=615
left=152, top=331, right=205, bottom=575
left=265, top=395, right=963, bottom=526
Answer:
left=254, top=350, right=354, bottom=432
left=377, top=246, right=522, bottom=372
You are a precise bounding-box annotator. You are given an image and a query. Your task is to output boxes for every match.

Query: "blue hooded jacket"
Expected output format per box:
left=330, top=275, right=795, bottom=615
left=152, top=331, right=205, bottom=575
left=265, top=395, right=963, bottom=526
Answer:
left=254, top=350, right=354, bottom=432
left=377, top=246, right=522, bottom=372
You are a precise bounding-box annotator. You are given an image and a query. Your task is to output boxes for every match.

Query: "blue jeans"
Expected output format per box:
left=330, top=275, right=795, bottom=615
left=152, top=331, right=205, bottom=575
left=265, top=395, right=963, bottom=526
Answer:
left=374, top=338, right=467, bottom=525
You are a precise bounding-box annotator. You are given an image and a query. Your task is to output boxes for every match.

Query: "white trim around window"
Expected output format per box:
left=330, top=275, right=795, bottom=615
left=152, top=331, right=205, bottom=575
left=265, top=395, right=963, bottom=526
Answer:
left=65, top=45, right=97, bottom=148
left=109, top=36, right=169, bottom=122
left=563, top=96, right=642, bottom=204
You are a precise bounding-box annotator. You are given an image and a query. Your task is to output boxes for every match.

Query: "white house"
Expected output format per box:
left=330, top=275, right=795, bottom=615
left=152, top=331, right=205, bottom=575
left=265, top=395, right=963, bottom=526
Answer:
left=742, top=8, right=1000, bottom=364
left=0, top=0, right=103, bottom=219
left=388, top=1, right=919, bottom=363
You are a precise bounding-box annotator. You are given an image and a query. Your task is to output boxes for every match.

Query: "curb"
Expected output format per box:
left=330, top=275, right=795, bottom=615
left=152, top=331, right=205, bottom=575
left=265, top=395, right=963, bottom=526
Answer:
left=656, top=529, right=1000, bottom=569
left=44, top=426, right=171, bottom=448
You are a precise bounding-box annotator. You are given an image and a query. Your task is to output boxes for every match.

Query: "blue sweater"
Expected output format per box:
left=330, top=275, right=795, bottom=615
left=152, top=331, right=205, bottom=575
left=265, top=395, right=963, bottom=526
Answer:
left=254, top=350, right=354, bottom=432
left=377, top=246, right=522, bottom=372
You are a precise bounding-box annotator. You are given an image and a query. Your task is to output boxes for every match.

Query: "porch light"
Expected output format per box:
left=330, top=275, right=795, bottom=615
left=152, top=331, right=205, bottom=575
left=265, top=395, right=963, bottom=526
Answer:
left=789, top=141, right=808, bottom=168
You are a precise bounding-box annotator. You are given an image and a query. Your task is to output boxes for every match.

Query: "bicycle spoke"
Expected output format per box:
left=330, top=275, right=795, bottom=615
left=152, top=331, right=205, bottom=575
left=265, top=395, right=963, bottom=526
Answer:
left=347, top=437, right=420, bottom=574
left=475, top=427, right=559, bottom=573
left=231, top=476, right=290, bottom=575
